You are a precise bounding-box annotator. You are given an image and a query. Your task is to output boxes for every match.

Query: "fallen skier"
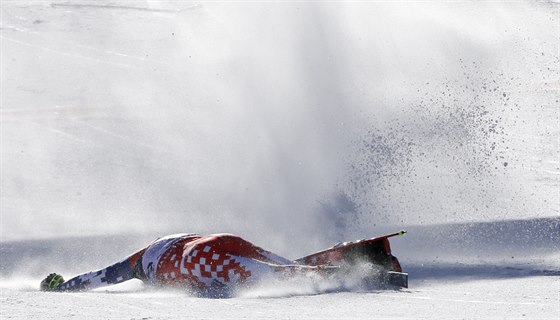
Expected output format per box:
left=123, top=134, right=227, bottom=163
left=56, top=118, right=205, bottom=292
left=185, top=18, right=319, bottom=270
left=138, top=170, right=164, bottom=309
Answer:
left=41, top=232, right=407, bottom=296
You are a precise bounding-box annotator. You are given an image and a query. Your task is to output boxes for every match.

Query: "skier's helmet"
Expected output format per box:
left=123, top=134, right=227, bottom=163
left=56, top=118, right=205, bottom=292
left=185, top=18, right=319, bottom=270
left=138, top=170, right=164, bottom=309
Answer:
left=40, top=273, right=64, bottom=291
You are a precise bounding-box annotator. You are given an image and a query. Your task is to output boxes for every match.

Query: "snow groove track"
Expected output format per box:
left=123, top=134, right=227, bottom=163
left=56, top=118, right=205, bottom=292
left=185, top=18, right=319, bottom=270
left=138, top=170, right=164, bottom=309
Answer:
left=50, top=2, right=199, bottom=13
left=0, top=36, right=138, bottom=69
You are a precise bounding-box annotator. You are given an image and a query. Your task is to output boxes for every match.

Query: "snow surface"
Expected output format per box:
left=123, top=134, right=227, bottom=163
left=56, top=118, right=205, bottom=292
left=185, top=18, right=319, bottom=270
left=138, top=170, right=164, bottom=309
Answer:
left=1, top=276, right=558, bottom=319
left=1, top=0, right=559, bottom=319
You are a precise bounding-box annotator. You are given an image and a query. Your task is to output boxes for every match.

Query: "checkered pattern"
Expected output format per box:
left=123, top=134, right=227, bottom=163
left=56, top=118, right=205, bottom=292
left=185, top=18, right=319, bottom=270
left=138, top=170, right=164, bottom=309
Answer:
left=154, top=236, right=253, bottom=290
left=181, top=244, right=251, bottom=285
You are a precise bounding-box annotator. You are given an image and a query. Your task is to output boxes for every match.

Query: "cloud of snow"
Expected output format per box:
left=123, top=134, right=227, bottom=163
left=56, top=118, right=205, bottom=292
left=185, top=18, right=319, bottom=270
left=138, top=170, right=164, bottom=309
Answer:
left=1, top=0, right=557, bottom=260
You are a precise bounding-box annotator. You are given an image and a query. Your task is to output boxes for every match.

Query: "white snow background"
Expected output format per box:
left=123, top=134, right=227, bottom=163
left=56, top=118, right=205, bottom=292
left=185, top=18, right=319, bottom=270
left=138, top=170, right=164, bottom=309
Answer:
left=1, top=0, right=559, bottom=319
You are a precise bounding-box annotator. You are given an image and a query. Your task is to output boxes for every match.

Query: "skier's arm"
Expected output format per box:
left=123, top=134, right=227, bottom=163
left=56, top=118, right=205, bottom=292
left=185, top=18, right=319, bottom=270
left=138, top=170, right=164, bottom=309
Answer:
left=58, top=249, right=145, bottom=291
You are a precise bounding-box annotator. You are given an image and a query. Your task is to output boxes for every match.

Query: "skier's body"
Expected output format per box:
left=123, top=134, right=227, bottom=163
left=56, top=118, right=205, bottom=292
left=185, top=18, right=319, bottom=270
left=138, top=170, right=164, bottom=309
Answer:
left=41, top=233, right=329, bottom=296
